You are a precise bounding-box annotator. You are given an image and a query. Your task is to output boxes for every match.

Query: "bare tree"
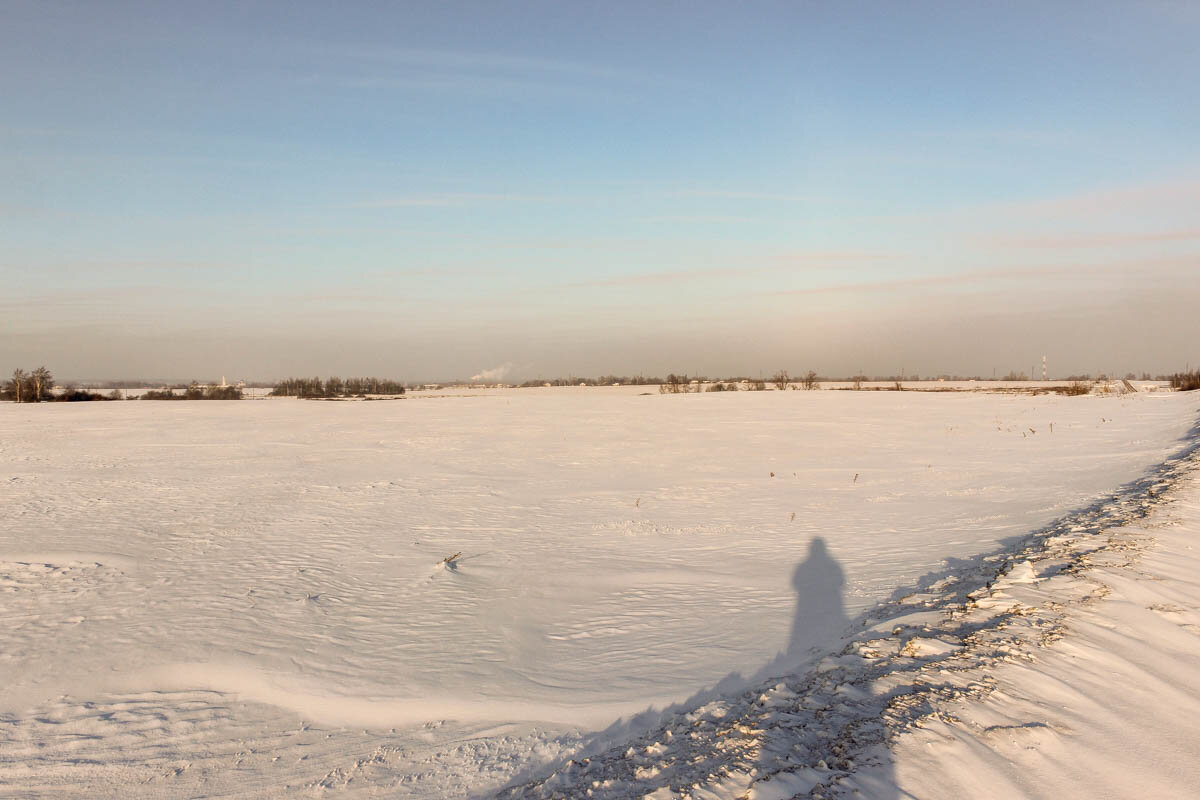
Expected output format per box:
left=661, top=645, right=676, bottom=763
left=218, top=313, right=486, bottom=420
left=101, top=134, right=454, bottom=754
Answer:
left=8, top=369, right=26, bottom=403
left=802, top=370, right=818, bottom=390
left=31, top=366, right=52, bottom=402
left=772, top=370, right=790, bottom=391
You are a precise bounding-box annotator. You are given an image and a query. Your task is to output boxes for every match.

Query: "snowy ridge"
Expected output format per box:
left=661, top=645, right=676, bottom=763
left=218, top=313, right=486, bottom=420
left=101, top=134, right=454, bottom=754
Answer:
left=496, top=419, right=1200, bottom=800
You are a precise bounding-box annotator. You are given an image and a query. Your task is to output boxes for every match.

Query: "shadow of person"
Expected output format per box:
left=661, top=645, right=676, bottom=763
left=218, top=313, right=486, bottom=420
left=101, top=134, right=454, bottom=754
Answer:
left=497, top=536, right=902, bottom=798
left=786, top=536, right=847, bottom=662
left=755, top=536, right=899, bottom=799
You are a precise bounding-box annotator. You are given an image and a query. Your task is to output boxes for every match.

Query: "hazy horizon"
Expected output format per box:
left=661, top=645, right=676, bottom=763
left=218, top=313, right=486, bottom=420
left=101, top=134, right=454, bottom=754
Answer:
left=4, top=1, right=1198, bottom=383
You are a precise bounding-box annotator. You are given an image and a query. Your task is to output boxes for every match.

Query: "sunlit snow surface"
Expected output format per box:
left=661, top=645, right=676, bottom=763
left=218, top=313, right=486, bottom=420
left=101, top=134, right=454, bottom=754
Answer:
left=2, top=387, right=1196, bottom=797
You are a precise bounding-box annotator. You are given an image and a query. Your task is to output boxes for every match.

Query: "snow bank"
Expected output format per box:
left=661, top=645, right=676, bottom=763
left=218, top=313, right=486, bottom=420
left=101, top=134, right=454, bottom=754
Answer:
left=886, top=447, right=1200, bottom=799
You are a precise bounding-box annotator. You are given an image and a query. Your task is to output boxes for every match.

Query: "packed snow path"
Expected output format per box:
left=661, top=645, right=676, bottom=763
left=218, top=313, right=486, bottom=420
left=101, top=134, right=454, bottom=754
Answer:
left=1, top=388, right=1196, bottom=797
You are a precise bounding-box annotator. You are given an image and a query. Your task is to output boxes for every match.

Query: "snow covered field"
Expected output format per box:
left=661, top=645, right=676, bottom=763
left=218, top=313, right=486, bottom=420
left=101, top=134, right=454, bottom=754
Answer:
left=2, top=388, right=1197, bottom=797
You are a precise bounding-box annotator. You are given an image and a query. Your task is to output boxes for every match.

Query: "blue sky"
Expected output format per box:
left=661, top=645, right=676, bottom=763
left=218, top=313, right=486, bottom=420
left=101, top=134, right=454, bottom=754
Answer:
left=3, top=0, right=1199, bottom=381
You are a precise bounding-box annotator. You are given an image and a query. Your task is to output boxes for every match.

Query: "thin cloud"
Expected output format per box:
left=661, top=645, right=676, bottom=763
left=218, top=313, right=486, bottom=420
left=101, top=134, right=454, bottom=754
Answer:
left=564, top=266, right=761, bottom=289
left=287, top=43, right=683, bottom=99
left=771, top=258, right=1199, bottom=297
left=488, top=236, right=659, bottom=251
left=0, top=201, right=49, bottom=217
left=345, top=193, right=547, bottom=210
left=774, top=267, right=1073, bottom=297
left=912, top=127, right=1088, bottom=148
left=644, top=215, right=762, bottom=224
left=991, top=175, right=1200, bottom=220
left=663, top=189, right=822, bottom=203
left=302, top=44, right=653, bottom=84
left=0, top=286, right=228, bottom=325
left=860, top=172, right=1200, bottom=227
left=563, top=251, right=894, bottom=289
left=983, top=228, right=1200, bottom=249
left=771, top=250, right=894, bottom=266
left=26, top=258, right=238, bottom=274
left=318, top=72, right=616, bottom=100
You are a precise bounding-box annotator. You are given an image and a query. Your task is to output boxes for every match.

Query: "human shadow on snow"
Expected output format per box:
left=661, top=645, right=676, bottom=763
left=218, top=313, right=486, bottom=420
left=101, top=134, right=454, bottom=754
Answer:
left=578, top=536, right=855, bottom=740
left=495, top=536, right=903, bottom=797
left=752, top=538, right=899, bottom=798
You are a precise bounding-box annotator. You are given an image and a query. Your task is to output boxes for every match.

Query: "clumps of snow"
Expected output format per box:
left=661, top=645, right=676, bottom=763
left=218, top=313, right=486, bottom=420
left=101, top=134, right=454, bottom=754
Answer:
left=1000, top=559, right=1039, bottom=584
left=897, top=636, right=961, bottom=658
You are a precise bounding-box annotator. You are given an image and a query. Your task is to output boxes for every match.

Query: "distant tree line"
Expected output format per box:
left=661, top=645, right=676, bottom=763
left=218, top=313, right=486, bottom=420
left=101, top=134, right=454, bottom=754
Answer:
left=271, top=377, right=406, bottom=398
left=82, top=379, right=273, bottom=390
left=518, top=375, right=664, bottom=387
left=142, top=384, right=243, bottom=400
left=660, top=374, right=769, bottom=393
left=516, top=374, right=787, bottom=389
